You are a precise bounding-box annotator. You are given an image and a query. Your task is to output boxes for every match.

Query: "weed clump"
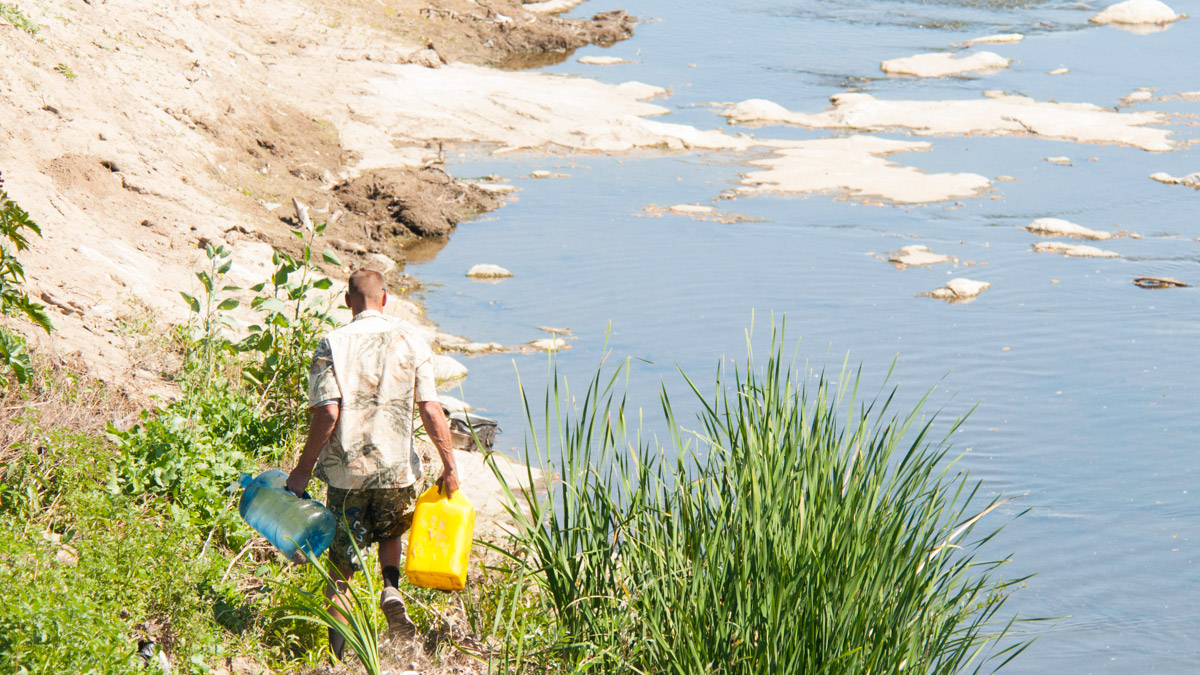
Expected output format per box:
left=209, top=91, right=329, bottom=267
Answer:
left=0, top=3, right=38, bottom=36
left=489, top=334, right=1032, bottom=674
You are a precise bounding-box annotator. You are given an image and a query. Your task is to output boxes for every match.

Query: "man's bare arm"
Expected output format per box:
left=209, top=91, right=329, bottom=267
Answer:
left=418, top=400, right=459, bottom=496
left=287, top=402, right=340, bottom=497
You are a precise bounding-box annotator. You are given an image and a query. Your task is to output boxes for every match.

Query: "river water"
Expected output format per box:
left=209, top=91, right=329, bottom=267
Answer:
left=410, top=1, right=1200, bottom=672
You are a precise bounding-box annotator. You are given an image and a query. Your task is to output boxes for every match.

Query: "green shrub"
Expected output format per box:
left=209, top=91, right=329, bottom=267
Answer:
left=110, top=229, right=338, bottom=531
left=0, top=175, right=52, bottom=385
left=238, top=223, right=341, bottom=429
left=109, top=245, right=292, bottom=530
left=491, top=333, right=1031, bottom=674
left=0, top=428, right=284, bottom=674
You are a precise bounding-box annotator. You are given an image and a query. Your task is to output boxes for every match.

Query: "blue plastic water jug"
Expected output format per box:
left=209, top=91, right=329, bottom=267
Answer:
left=237, top=470, right=335, bottom=564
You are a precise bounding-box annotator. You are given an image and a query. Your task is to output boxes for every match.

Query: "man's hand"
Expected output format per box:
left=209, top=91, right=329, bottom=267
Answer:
left=437, top=467, right=460, bottom=497
left=286, top=468, right=311, bottom=498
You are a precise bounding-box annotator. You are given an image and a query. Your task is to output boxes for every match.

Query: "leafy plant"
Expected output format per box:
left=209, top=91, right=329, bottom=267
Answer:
left=53, top=63, right=76, bottom=80
left=239, top=221, right=340, bottom=428
left=490, top=332, right=1032, bottom=674
left=0, top=3, right=38, bottom=36
left=0, top=174, right=52, bottom=385
left=1, top=428, right=245, bottom=673
left=273, top=537, right=383, bottom=675
left=109, top=244, right=291, bottom=529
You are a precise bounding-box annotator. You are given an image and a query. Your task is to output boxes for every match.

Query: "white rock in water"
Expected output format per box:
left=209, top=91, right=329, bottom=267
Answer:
left=1122, top=90, right=1155, bottom=104
left=432, top=354, right=468, bottom=384
left=887, top=245, right=954, bottom=266
left=1150, top=171, right=1200, bottom=188
left=578, top=56, right=632, bottom=65
left=881, top=51, right=1012, bottom=78
left=1045, top=156, right=1072, bottom=164
left=1048, top=67, right=1070, bottom=75
left=528, top=338, right=568, bottom=352
left=473, top=183, right=519, bottom=194
left=930, top=278, right=991, bottom=300
left=614, top=81, right=668, bottom=100
left=966, top=33, right=1024, bottom=45
left=669, top=204, right=716, bottom=215
left=529, top=170, right=553, bottom=178
left=1091, top=0, right=1180, bottom=24
left=467, top=264, right=513, bottom=278
left=1025, top=218, right=1114, bottom=240
left=439, top=394, right=473, bottom=414
left=723, top=98, right=794, bottom=124
left=1033, top=241, right=1121, bottom=258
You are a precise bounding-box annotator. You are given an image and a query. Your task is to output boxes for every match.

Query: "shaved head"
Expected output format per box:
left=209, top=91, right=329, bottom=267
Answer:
left=347, top=269, right=386, bottom=311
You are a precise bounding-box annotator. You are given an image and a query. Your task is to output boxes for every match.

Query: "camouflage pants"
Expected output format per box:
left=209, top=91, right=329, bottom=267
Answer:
left=325, top=484, right=419, bottom=571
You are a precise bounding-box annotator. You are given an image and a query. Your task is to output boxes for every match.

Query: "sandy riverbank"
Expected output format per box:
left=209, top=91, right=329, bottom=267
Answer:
left=0, top=0, right=638, bottom=540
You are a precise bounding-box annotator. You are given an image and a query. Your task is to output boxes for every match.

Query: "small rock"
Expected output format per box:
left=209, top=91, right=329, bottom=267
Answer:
left=367, top=253, right=396, bottom=274
left=404, top=48, right=443, bottom=69
left=1091, top=0, right=1180, bottom=25
left=1121, top=90, right=1155, bottom=104
left=668, top=204, right=716, bottom=215
left=536, top=325, right=571, bottom=334
left=439, top=394, right=474, bottom=414
left=527, top=338, right=568, bottom=352
left=1047, top=67, right=1070, bottom=75
left=529, top=170, right=554, bottom=179
left=1044, top=156, right=1072, bottom=164
left=887, top=244, right=954, bottom=267
left=1150, top=171, right=1200, bottom=188
left=331, top=238, right=368, bottom=254
left=929, top=278, right=991, bottom=301
left=90, top=303, right=117, bottom=320
left=1032, top=241, right=1120, bottom=258
left=466, top=264, right=513, bottom=279
left=966, top=33, right=1024, bottom=45
left=578, top=55, right=632, bottom=65
left=1025, top=218, right=1114, bottom=240
left=474, top=183, right=519, bottom=194
left=1132, top=276, right=1189, bottom=288
left=432, top=355, right=468, bottom=385
left=881, top=51, right=1011, bottom=78
left=458, top=342, right=505, bottom=354
left=995, top=175, right=1019, bottom=182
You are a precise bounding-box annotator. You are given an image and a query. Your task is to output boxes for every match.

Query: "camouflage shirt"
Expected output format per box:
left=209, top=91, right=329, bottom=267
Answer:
left=307, top=310, right=439, bottom=490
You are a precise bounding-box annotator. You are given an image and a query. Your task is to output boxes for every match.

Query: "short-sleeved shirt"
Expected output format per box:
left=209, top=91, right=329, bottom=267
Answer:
left=306, top=310, right=439, bottom=490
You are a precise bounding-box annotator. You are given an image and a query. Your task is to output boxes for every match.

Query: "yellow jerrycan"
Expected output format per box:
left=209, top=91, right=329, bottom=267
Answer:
left=405, top=485, right=476, bottom=591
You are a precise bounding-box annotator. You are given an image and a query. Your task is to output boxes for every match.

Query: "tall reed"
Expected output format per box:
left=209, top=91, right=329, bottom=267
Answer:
left=490, top=332, right=1030, bottom=674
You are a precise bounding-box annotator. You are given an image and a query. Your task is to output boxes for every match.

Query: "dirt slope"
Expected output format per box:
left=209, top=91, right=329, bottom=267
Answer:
left=0, top=0, right=632, bottom=392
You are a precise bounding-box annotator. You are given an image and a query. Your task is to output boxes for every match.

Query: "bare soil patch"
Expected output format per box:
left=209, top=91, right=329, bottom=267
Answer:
left=334, top=167, right=500, bottom=239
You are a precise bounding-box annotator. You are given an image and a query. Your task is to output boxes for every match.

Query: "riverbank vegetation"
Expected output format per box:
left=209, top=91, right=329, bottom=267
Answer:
left=485, top=338, right=1032, bottom=673
left=1, top=191, right=1029, bottom=672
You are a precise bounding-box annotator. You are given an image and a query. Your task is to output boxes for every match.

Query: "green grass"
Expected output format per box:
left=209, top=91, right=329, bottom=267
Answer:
left=489, top=330, right=1033, bottom=674
left=0, top=3, right=38, bottom=36
left=0, top=428, right=281, bottom=673
left=53, top=63, right=76, bottom=80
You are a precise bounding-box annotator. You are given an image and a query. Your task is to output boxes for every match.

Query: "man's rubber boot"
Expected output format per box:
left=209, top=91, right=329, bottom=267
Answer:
left=380, top=586, right=416, bottom=635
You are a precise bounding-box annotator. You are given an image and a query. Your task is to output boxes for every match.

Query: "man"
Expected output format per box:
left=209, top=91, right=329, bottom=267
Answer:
left=286, top=268, right=460, bottom=659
